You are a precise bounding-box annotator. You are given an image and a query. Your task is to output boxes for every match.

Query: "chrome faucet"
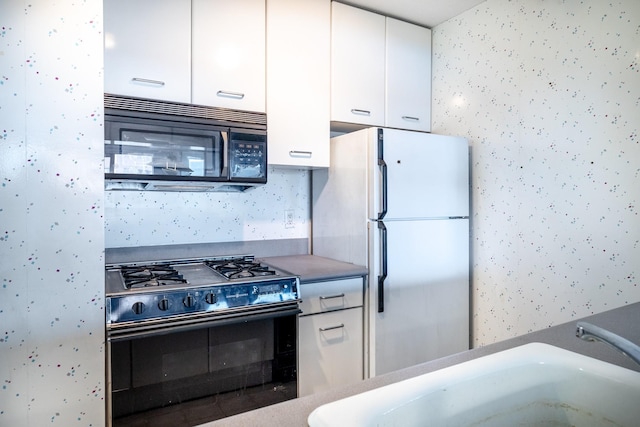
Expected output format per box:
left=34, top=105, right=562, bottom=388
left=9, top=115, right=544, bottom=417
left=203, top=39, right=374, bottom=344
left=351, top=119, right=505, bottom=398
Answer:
left=576, top=321, right=640, bottom=366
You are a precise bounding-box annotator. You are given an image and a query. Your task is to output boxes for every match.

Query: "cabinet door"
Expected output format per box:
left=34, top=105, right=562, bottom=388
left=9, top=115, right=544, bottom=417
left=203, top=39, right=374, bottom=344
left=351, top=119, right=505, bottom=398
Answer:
left=385, top=17, right=432, bottom=131
left=192, top=0, right=266, bottom=112
left=298, top=307, right=363, bottom=397
left=330, top=2, right=385, bottom=126
left=103, top=0, right=191, bottom=103
left=266, top=0, right=330, bottom=168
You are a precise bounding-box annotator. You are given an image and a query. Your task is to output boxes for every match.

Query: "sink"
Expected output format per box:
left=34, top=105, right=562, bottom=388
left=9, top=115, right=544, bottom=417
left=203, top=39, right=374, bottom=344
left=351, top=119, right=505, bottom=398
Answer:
left=308, top=343, right=640, bottom=426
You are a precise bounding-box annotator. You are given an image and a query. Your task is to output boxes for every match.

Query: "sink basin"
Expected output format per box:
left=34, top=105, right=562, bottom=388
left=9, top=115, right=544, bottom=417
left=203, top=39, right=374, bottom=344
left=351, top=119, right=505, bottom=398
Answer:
left=308, top=343, right=640, bottom=426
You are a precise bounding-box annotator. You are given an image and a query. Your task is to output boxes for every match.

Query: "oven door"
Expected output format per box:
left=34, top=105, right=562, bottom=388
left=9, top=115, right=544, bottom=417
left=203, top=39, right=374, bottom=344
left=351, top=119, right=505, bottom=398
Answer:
left=106, top=306, right=298, bottom=427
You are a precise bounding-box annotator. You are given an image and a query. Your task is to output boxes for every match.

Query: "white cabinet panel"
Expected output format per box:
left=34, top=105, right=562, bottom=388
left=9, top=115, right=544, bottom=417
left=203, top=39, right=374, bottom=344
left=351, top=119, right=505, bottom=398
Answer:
left=385, top=17, right=432, bottom=132
left=330, top=2, right=385, bottom=126
left=104, top=0, right=191, bottom=103
left=298, top=277, right=365, bottom=396
left=299, top=277, right=363, bottom=315
left=298, top=307, right=363, bottom=397
left=192, top=0, right=266, bottom=112
left=267, top=0, right=330, bottom=167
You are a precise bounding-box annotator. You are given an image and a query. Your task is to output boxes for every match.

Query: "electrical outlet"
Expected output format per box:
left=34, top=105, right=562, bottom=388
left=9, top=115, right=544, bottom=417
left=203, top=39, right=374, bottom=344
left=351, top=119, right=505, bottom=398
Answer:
left=284, top=209, right=295, bottom=229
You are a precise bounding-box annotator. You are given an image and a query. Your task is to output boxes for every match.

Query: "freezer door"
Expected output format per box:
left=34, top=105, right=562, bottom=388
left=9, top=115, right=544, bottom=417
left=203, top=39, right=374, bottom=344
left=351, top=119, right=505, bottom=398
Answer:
left=369, top=218, right=469, bottom=376
left=370, top=128, right=469, bottom=220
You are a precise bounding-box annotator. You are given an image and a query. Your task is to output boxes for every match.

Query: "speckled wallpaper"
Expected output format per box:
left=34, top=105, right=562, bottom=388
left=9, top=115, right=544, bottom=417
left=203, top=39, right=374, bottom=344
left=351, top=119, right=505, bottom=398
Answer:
left=104, top=168, right=311, bottom=248
left=0, top=1, right=105, bottom=426
left=432, top=0, right=640, bottom=346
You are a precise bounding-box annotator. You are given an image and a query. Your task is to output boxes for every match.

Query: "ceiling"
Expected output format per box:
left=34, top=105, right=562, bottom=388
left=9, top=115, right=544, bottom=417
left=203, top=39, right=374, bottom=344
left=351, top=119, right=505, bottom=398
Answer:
left=339, top=0, right=486, bottom=28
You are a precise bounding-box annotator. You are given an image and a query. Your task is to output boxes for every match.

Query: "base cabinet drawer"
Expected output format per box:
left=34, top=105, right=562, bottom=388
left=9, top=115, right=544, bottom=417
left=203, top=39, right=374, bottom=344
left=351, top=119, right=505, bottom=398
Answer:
left=298, top=307, right=363, bottom=397
left=299, top=277, right=363, bottom=315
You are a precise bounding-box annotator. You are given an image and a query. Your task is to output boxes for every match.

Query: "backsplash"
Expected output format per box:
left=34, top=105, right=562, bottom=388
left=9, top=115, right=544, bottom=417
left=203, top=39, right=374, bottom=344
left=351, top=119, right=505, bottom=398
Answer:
left=105, top=167, right=310, bottom=248
left=432, top=0, right=640, bottom=346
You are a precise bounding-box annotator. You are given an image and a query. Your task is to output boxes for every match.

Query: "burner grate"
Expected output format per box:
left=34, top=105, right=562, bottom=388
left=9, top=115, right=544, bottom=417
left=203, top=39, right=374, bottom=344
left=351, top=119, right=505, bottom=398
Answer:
left=206, top=258, right=277, bottom=280
left=122, top=264, right=188, bottom=289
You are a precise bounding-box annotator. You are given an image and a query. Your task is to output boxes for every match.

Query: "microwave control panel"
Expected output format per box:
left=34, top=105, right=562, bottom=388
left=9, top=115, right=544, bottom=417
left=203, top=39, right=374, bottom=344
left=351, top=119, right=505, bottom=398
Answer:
left=229, top=138, right=267, bottom=180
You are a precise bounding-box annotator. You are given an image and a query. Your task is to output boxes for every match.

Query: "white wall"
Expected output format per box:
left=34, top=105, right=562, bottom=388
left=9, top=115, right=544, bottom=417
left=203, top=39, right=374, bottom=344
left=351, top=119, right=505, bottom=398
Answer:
left=432, top=0, right=640, bottom=346
left=0, top=1, right=105, bottom=425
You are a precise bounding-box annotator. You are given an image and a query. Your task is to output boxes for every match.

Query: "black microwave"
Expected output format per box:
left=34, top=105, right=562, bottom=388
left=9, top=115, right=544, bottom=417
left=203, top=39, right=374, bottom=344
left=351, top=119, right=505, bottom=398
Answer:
left=104, top=95, right=267, bottom=192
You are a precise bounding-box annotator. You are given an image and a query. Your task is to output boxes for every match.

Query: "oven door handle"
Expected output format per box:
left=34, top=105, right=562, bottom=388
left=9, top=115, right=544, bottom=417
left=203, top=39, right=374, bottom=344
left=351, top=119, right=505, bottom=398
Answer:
left=107, top=304, right=301, bottom=342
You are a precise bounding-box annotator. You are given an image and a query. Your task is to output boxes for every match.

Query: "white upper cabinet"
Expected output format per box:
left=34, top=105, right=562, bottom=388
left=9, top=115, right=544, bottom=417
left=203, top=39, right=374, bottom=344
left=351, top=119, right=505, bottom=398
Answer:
left=192, top=0, right=266, bottom=113
left=266, top=0, right=330, bottom=168
left=330, top=2, right=432, bottom=131
left=330, top=1, right=386, bottom=127
left=385, top=17, right=432, bottom=132
left=103, top=0, right=192, bottom=103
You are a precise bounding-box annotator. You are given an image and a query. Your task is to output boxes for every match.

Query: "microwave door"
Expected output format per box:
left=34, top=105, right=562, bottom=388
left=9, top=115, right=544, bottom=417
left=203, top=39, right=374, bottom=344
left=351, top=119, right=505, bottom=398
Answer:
left=106, top=121, right=225, bottom=180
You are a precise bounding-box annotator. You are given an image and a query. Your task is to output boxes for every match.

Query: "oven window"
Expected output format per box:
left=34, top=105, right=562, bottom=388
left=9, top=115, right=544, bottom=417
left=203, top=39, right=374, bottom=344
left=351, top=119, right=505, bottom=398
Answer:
left=109, top=315, right=297, bottom=426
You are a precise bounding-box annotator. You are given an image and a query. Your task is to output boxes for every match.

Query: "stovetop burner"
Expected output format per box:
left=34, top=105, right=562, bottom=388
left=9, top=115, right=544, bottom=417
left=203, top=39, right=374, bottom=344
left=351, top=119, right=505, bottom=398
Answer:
left=205, top=258, right=277, bottom=280
left=121, top=264, right=188, bottom=289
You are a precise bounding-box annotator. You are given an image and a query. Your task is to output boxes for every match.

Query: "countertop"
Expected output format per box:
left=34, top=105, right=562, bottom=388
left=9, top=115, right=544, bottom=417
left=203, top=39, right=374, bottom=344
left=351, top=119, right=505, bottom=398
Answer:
left=200, top=301, right=640, bottom=427
left=261, top=255, right=368, bottom=283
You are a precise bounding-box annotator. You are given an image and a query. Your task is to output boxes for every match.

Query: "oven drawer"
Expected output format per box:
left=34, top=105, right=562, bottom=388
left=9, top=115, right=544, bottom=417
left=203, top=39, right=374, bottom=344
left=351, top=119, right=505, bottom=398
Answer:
left=299, top=277, right=364, bottom=315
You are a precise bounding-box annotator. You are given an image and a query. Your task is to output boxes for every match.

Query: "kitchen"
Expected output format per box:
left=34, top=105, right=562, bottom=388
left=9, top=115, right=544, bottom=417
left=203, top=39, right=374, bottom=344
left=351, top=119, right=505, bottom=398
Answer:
left=1, top=0, right=639, bottom=426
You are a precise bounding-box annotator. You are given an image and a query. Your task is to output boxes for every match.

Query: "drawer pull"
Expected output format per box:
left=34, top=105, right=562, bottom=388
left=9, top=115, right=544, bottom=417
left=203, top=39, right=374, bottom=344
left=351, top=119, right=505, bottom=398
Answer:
left=351, top=109, right=371, bottom=116
left=319, top=293, right=345, bottom=300
left=217, top=90, right=245, bottom=99
left=131, top=77, right=165, bottom=86
left=289, top=150, right=313, bottom=158
left=402, top=115, right=420, bottom=122
left=319, top=323, right=345, bottom=332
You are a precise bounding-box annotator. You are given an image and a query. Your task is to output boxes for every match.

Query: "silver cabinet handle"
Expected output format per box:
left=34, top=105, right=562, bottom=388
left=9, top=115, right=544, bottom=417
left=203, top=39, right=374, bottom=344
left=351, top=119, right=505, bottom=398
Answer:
left=319, top=293, right=345, bottom=300
left=402, top=116, right=420, bottom=121
left=289, top=150, right=313, bottom=158
left=351, top=109, right=371, bottom=116
left=131, top=77, right=165, bottom=86
left=319, top=323, right=345, bottom=332
left=217, top=90, right=245, bottom=99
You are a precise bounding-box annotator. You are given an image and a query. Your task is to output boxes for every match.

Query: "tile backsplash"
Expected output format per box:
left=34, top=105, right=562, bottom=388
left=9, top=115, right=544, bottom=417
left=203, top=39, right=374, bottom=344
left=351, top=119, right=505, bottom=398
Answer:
left=105, top=167, right=310, bottom=248
left=432, top=0, right=640, bottom=346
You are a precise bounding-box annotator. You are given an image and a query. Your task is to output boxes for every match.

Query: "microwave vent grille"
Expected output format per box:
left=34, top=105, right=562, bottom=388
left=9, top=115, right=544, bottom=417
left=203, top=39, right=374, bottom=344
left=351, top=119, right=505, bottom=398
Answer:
left=104, top=94, right=266, bottom=127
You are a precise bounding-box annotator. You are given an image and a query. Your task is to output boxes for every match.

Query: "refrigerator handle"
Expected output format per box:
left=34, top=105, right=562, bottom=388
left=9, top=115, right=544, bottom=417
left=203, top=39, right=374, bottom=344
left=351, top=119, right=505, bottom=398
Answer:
left=377, top=220, right=387, bottom=313
left=377, top=129, right=387, bottom=220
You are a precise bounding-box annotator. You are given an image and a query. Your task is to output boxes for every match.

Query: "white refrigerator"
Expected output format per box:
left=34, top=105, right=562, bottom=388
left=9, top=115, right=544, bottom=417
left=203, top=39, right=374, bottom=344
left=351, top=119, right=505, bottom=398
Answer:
left=312, top=127, right=469, bottom=377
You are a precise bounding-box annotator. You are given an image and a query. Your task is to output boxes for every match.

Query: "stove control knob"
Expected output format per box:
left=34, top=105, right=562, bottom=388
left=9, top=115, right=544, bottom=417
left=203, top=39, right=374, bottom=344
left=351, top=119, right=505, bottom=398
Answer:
left=204, top=292, right=217, bottom=305
left=132, top=302, right=145, bottom=315
left=158, top=298, right=171, bottom=311
left=183, top=294, right=196, bottom=308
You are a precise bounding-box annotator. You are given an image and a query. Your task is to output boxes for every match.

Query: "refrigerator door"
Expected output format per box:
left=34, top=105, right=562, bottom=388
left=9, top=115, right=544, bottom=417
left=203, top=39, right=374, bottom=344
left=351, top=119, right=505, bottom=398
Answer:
left=369, top=217, right=469, bottom=376
left=369, top=128, right=469, bottom=221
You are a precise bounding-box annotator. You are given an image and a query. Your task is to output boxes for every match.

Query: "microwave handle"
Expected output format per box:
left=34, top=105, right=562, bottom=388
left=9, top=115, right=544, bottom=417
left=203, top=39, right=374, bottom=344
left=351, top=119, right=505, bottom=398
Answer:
left=221, top=131, right=229, bottom=178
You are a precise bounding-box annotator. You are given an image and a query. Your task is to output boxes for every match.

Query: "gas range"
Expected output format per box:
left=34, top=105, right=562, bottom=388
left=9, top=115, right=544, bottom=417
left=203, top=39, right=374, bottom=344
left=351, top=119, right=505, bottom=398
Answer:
left=105, top=255, right=300, bottom=334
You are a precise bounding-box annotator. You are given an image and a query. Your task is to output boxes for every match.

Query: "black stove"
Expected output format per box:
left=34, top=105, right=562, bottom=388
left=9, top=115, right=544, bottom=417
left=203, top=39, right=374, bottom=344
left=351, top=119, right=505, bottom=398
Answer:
left=105, top=255, right=299, bottom=332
